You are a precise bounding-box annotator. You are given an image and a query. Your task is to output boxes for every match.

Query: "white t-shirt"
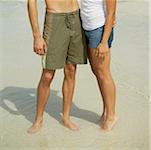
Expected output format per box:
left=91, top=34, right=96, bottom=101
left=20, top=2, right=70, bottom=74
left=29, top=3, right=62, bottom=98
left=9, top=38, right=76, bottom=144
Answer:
left=79, top=0, right=106, bottom=31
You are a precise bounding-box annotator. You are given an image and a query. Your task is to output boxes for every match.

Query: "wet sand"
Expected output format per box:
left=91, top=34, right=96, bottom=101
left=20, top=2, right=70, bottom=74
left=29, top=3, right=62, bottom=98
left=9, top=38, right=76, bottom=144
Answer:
left=0, top=1, right=149, bottom=150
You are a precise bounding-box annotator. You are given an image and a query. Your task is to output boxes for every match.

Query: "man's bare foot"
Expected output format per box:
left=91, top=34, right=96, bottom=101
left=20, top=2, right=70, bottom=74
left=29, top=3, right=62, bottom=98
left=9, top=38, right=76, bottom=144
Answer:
left=27, top=120, right=42, bottom=134
left=101, top=115, right=118, bottom=132
left=60, top=114, right=79, bottom=131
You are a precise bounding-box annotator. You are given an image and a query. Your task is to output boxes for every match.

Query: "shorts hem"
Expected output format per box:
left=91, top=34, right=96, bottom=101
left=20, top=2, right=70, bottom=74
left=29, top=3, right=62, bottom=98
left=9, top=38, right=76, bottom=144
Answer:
left=42, top=65, right=64, bottom=70
left=67, top=62, right=87, bottom=65
left=42, top=61, right=87, bottom=70
left=88, top=45, right=112, bottom=49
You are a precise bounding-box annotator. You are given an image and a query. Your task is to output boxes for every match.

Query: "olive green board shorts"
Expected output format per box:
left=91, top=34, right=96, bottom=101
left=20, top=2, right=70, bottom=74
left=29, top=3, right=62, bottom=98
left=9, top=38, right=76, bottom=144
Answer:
left=42, top=10, right=87, bottom=70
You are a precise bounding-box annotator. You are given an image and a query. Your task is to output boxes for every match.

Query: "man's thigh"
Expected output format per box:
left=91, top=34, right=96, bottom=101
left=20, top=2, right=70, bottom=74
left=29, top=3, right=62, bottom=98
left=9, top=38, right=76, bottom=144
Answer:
left=42, top=12, right=70, bottom=70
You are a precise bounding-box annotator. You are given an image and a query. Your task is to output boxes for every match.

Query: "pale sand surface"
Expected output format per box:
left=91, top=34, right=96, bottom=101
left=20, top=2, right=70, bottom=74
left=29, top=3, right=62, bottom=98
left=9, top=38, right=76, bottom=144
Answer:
left=0, top=1, right=149, bottom=150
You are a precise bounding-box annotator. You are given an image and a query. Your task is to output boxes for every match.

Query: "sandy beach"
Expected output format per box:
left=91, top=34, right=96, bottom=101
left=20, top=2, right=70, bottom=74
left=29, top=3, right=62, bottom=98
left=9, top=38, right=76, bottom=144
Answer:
left=0, top=0, right=149, bottom=150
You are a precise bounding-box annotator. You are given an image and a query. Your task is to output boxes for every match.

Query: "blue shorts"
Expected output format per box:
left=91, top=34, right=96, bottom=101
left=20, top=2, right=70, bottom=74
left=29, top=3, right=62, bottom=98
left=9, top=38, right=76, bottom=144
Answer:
left=85, top=25, right=114, bottom=49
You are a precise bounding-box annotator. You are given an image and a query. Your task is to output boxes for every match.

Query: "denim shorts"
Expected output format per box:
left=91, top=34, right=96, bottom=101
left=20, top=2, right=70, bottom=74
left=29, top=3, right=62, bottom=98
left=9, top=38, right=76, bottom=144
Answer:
left=85, top=25, right=114, bottom=49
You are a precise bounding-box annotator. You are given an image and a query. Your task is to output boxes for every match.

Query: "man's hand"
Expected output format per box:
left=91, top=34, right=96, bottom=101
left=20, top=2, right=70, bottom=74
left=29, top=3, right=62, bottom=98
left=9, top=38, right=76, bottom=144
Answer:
left=33, top=37, right=47, bottom=55
left=95, top=43, right=109, bottom=59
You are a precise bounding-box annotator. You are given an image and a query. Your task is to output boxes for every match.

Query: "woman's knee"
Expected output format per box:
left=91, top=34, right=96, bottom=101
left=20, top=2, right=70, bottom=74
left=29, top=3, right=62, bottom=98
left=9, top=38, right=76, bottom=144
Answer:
left=92, top=66, right=110, bottom=81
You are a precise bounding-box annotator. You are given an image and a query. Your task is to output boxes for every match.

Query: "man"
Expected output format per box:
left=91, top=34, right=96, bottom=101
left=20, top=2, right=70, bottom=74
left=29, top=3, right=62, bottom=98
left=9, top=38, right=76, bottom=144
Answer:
left=27, top=0, right=87, bottom=134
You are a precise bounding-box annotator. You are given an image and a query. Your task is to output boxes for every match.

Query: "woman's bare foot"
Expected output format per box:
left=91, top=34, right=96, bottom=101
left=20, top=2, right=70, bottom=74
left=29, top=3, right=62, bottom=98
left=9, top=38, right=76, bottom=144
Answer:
left=101, top=115, right=118, bottom=132
left=99, top=113, right=106, bottom=128
left=60, top=114, right=79, bottom=131
left=27, top=120, right=43, bottom=134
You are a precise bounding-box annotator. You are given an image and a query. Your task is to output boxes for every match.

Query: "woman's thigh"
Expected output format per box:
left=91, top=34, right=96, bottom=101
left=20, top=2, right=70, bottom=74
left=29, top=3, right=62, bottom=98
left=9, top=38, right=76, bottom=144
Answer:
left=88, top=48, right=111, bottom=72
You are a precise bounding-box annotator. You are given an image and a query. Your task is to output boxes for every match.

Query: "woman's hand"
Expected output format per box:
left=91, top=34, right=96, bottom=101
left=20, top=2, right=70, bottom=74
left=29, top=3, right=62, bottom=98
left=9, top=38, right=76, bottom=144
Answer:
left=113, top=18, right=116, bottom=27
left=95, top=43, right=109, bottom=60
left=33, top=37, right=47, bottom=55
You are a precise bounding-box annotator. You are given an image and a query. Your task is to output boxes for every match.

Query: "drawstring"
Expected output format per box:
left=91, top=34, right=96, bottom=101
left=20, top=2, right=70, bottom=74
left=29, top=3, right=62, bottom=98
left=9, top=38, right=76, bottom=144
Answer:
left=65, top=15, right=71, bottom=29
left=65, top=14, right=75, bottom=29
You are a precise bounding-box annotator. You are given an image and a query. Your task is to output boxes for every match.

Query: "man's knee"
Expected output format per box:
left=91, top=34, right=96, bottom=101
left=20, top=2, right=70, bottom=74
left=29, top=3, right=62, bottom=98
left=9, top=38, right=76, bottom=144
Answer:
left=64, top=64, right=76, bottom=79
left=41, top=70, right=55, bottom=86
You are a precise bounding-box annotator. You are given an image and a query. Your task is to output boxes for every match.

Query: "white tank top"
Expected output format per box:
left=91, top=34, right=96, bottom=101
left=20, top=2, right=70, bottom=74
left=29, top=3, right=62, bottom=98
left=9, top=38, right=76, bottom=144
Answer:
left=79, top=0, right=106, bottom=31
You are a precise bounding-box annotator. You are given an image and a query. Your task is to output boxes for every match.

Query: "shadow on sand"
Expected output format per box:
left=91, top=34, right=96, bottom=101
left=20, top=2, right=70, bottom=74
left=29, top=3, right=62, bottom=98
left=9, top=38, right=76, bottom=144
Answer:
left=0, top=86, right=100, bottom=125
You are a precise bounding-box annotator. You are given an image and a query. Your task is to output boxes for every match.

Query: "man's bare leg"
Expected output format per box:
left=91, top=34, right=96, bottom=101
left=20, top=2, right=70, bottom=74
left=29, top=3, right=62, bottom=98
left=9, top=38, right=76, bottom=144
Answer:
left=61, top=64, right=79, bottom=131
left=27, top=69, right=55, bottom=134
left=88, top=48, right=118, bottom=131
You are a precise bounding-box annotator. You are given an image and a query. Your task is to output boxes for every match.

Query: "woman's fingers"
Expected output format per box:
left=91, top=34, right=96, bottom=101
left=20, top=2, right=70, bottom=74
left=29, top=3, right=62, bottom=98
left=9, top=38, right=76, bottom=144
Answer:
left=96, top=47, right=108, bottom=63
left=98, top=50, right=102, bottom=58
left=95, top=49, right=99, bottom=57
left=97, top=47, right=105, bottom=58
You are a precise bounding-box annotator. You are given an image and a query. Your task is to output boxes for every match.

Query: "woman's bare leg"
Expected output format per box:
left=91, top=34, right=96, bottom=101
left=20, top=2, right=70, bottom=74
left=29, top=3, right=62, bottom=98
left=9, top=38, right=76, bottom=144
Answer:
left=88, top=48, right=118, bottom=131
